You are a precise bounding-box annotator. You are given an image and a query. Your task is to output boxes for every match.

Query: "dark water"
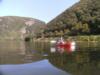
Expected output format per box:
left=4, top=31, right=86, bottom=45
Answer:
left=0, top=40, right=100, bottom=75
left=48, top=51, right=100, bottom=75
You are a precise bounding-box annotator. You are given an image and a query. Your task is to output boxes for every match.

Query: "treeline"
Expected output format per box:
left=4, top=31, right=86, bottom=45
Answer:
left=43, top=0, right=100, bottom=37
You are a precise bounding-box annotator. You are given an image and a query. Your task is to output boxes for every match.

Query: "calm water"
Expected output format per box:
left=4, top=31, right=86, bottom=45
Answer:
left=0, top=60, right=69, bottom=75
left=0, top=40, right=69, bottom=75
left=0, top=40, right=100, bottom=75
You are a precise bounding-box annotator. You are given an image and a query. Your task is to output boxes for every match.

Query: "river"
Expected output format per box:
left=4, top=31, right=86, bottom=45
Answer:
left=0, top=40, right=100, bottom=75
left=0, top=40, right=69, bottom=75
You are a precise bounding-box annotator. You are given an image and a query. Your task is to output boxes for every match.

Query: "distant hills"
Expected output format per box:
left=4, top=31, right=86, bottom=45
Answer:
left=44, top=0, right=100, bottom=37
left=0, top=0, right=100, bottom=39
left=0, top=16, right=45, bottom=39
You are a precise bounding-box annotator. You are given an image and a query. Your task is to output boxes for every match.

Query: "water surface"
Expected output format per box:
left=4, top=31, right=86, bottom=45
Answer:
left=0, top=40, right=69, bottom=75
left=0, top=40, right=100, bottom=75
left=0, top=59, right=69, bottom=75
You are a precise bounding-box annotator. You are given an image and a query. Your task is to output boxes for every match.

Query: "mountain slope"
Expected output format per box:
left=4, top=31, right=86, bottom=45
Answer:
left=45, top=0, right=100, bottom=37
left=0, top=16, right=45, bottom=39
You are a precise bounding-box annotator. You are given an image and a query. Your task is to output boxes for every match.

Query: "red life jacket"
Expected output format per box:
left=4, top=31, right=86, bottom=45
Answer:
left=64, top=42, right=72, bottom=53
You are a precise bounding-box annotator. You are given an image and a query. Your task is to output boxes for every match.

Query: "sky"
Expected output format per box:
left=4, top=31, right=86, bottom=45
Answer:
left=0, top=0, right=79, bottom=23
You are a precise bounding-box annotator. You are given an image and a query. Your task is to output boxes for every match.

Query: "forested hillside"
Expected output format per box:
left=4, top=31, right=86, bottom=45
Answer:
left=44, top=0, right=100, bottom=37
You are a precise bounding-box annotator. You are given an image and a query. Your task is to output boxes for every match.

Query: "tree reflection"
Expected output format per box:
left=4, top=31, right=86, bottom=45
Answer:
left=48, top=48, right=100, bottom=75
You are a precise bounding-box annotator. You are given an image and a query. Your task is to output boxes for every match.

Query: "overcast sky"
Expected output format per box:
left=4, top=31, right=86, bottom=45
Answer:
left=0, top=0, right=79, bottom=23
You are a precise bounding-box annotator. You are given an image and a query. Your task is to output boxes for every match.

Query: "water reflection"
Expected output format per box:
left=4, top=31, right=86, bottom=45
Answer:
left=0, top=40, right=26, bottom=64
left=0, top=39, right=100, bottom=75
left=0, top=40, right=43, bottom=64
left=48, top=49, right=100, bottom=75
left=24, top=40, right=44, bottom=63
left=0, top=60, right=69, bottom=75
left=0, top=39, right=70, bottom=75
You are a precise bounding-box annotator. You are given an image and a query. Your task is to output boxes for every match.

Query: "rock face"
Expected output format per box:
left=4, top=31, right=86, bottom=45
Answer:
left=0, top=16, right=45, bottom=39
left=44, top=0, right=100, bottom=37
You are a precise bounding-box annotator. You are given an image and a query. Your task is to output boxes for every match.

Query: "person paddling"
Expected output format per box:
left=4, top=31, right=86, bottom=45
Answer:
left=56, top=37, right=76, bottom=54
left=56, top=37, right=65, bottom=53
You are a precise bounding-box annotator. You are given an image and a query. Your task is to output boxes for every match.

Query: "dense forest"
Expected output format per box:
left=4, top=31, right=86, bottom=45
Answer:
left=44, top=0, right=100, bottom=37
